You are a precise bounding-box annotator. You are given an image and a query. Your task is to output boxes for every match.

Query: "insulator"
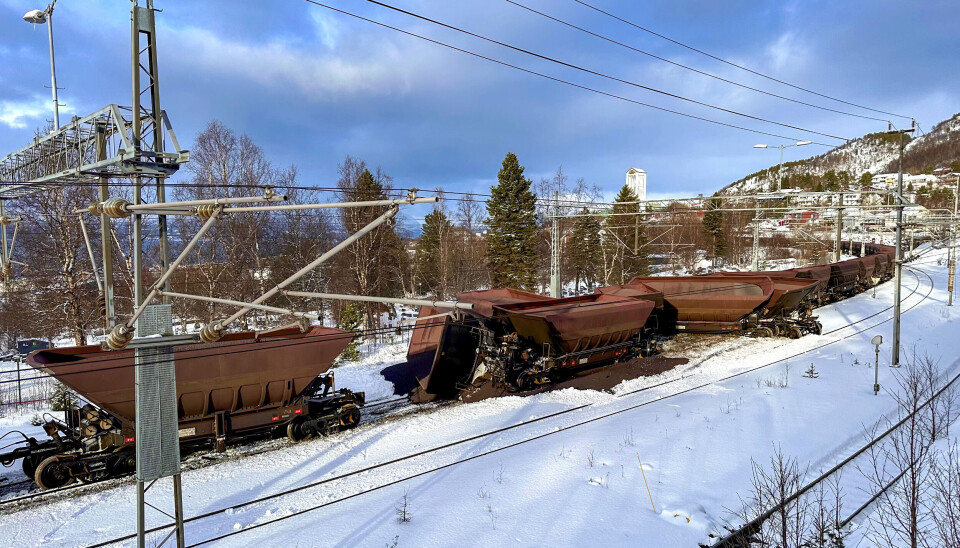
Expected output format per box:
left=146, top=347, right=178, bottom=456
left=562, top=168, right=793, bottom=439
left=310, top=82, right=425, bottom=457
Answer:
left=195, top=204, right=218, bottom=220
left=101, top=198, right=131, bottom=219
left=105, top=325, right=135, bottom=350
left=98, top=417, right=114, bottom=431
left=97, top=293, right=107, bottom=317
left=82, top=405, right=100, bottom=423
left=199, top=322, right=224, bottom=343
left=89, top=201, right=104, bottom=216
left=0, top=216, right=12, bottom=226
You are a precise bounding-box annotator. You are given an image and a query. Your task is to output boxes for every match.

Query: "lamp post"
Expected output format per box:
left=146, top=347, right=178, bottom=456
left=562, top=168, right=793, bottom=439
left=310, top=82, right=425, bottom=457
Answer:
left=23, top=1, right=60, bottom=130
left=748, top=141, right=810, bottom=271
left=753, top=140, right=812, bottom=191
left=872, top=334, right=883, bottom=395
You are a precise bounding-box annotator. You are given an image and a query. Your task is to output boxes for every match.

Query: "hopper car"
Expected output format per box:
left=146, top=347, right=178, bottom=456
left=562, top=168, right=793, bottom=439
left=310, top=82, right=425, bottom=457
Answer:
left=406, top=243, right=899, bottom=400
left=1, top=326, right=364, bottom=490
left=408, top=289, right=658, bottom=399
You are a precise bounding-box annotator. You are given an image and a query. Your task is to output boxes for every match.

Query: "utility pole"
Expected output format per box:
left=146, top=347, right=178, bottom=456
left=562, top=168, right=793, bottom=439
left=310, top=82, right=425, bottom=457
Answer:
left=949, top=172, right=958, bottom=306
left=752, top=197, right=761, bottom=271
left=634, top=202, right=640, bottom=255
left=835, top=194, right=844, bottom=263
left=888, top=121, right=915, bottom=368
left=95, top=123, right=116, bottom=330
left=550, top=190, right=560, bottom=298
left=130, top=2, right=182, bottom=546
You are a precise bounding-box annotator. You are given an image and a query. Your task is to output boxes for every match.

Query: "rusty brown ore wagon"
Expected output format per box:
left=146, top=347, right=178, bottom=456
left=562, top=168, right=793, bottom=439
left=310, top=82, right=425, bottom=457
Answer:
left=626, top=276, right=775, bottom=334
left=702, top=274, right=822, bottom=337
left=3, top=326, right=363, bottom=490
left=408, top=289, right=657, bottom=398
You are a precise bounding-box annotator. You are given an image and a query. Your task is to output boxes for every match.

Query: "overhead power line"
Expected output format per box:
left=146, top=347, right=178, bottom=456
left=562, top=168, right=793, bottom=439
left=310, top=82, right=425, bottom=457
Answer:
left=505, top=0, right=888, bottom=123
left=302, top=1, right=834, bottom=146
left=360, top=0, right=848, bottom=141
left=572, top=0, right=913, bottom=121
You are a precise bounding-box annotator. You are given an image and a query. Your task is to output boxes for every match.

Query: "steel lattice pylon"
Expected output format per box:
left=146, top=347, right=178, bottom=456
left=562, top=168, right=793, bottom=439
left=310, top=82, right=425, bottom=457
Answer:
left=0, top=104, right=186, bottom=198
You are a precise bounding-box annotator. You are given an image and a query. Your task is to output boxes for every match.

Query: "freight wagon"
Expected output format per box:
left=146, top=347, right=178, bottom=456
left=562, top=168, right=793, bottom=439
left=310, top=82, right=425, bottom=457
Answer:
left=1, top=326, right=364, bottom=490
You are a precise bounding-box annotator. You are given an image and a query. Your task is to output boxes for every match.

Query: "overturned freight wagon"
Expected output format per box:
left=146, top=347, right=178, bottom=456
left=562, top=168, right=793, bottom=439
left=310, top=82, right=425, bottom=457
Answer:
left=5, top=327, right=363, bottom=489
left=407, top=289, right=657, bottom=399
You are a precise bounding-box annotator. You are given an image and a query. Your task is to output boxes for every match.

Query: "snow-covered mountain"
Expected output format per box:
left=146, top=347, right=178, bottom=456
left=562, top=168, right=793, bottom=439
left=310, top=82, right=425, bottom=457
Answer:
left=720, top=112, right=960, bottom=195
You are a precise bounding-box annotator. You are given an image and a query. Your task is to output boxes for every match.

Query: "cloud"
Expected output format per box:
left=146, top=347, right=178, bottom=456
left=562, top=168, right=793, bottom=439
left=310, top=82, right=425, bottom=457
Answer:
left=765, top=32, right=808, bottom=74
left=162, top=25, right=420, bottom=98
left=309, top=10, right=341, bottom=49
left=0, top=97, right=50, bottom=129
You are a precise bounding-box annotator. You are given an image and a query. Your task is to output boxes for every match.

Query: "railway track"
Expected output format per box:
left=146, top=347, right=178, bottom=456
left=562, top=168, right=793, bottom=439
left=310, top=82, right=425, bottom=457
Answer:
left=78, top=266, right=937, bottom=547
left=0, top=395, right=418, bottom=509
left=710, top=304, right=958, bottom=547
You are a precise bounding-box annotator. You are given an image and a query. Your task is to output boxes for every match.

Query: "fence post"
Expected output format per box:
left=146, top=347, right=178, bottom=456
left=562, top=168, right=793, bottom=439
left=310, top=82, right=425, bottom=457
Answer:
left=16, top=355, right=22, bottom=405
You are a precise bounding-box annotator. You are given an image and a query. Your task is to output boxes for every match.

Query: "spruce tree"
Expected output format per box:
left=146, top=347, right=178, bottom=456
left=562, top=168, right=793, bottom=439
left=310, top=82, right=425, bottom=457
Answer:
left=567, top=208, right=602, bottom=293
left=486, top=152, right=539, bottom=290
left=335, top=303, right=364, bottom=364
left=337, top=165, right=405, bottom=329
left=702, top=195, right=726, bottom=265
left=416, top=208, right=452, bottom=298
left=609, top=184, right=649, bottom=282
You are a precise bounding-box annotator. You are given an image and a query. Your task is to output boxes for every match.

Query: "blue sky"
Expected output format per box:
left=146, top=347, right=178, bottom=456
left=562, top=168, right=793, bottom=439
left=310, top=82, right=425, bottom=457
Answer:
left=1, top=0, right=957, bottom=203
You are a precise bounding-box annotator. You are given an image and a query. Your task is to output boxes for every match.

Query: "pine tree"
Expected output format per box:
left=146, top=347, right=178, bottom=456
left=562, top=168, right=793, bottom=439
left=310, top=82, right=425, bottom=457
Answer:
left=416, top=208, right=453, bottom=298
left=567, top=208, right=602, bottom=293
left=609, top=184, right=649, bottom=283
left=702, top=195, right=726, bottom=265
left=486, top=152, right=539, bottom=290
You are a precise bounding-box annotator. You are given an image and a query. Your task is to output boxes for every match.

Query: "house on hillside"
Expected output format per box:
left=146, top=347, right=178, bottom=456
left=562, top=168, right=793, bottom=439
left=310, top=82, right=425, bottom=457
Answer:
left=780, top=210, right=819, bottom=226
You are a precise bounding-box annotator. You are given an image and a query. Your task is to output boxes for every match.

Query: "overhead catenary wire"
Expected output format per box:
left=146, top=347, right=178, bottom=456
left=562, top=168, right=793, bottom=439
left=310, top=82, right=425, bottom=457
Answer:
left=504, top=0, right=889, bottom=123
left=356, top=0, right=848, bottom=142
left=301, top=0, right=834, bottom=146
left=571, top=0, right=913, bottom=121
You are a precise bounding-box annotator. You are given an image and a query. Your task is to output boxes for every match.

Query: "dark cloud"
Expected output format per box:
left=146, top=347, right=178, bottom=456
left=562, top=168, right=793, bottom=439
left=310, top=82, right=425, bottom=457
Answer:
left=1, top=0, right=957, bottom=202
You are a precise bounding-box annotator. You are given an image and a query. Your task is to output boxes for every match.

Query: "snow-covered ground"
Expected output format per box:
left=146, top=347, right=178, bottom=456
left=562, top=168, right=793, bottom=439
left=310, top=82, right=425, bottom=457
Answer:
left=0, top=245, right=957, bottom=547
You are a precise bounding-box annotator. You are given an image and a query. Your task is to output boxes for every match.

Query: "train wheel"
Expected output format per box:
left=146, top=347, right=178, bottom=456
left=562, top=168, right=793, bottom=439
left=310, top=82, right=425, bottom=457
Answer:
left=286, top=419, right=311, bottom=442
left=788, top=327, right=803, bottom=339
left=339, top=405, right=361, bottom=429
left=21, top=456, right=37, bottom=479
left=813, top=323, right=823, bottom=336
left=34, top=456, right=75, bottom=490
left=769, top=325, right=781, bottom=337
left=754, top=327, right=774, bottom=338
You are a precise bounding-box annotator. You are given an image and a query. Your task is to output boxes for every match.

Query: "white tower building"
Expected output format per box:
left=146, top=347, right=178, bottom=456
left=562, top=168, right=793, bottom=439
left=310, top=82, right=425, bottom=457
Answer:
left=626, top=168, right=646, bottom=201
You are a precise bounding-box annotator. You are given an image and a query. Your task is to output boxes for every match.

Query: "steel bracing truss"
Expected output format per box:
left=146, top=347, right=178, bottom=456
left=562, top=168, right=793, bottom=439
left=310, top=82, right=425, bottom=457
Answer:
left=0, top=104, right=187, bottom=198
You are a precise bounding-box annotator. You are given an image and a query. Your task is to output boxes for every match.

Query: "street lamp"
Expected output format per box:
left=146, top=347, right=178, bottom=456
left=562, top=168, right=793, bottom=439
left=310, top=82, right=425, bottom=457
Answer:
left=22, top=1, right=60, bottom=130
left=753, top=141, right=813, bottom=192
left=871, top=334, right=883, bottom=395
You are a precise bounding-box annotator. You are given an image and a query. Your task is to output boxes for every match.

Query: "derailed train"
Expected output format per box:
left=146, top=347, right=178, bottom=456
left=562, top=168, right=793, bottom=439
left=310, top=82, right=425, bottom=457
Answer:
left=0, top=241, right=895, bottom=490
left=406, top=242, right=897, bottom=400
